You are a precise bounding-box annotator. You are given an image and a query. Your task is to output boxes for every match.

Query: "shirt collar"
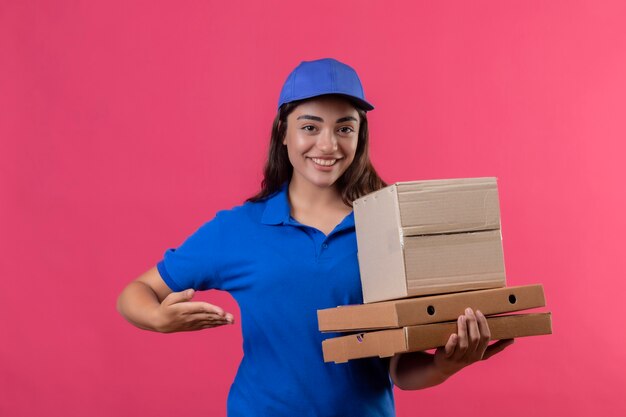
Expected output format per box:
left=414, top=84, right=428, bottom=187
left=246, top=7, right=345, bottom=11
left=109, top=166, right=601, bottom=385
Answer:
left=261, top=182, right=291, bottom=225
left=260, top=181, right=355, bottom=232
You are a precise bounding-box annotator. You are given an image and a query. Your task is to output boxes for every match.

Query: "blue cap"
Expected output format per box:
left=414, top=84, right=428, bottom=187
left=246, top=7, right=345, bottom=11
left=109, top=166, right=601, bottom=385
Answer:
left=277, top=58, right=374, bottom=111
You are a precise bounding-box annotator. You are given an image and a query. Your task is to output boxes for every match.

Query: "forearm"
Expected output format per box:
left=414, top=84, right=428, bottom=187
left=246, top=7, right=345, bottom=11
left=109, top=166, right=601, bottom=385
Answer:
left=116, top=281, right=162, bottom=332
left=390, top=351, right=452, bottom=390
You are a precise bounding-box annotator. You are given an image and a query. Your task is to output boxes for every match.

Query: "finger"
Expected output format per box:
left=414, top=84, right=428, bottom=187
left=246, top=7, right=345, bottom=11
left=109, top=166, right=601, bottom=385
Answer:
left=482, top=339, right=515, bottom=360
left=163, top=289, right=195, bottom=306
left=444, top=333, right=458, bottom=358
left=475, top=310, right=491, bottom=357
left=187, top=312, right=230, bottom=323
left=465, top=308, right=481, bottom=357
left=199, top=322, right=230, bottom=330
left=452, top=315, right=468, bottom=361
left=224, top=313, right=235, bottom=323
left=198, top=316, right=232, bottom=325
left=177, top=301, right=226, bottom=316
left=184, top=318, right=231, bottom=332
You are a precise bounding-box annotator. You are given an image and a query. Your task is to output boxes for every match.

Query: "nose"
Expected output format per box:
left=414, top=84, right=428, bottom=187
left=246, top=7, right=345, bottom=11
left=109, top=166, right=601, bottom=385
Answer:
left=316, top=129, right=337, bottom=153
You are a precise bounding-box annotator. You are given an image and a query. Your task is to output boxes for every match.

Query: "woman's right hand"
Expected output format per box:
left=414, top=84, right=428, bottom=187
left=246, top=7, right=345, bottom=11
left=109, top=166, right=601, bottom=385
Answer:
left=153, top=289, right=234, bottom=333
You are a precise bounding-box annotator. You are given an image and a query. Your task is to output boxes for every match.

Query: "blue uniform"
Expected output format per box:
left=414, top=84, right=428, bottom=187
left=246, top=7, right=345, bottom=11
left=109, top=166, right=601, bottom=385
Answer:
left=157, top=182, right=395, bottom=416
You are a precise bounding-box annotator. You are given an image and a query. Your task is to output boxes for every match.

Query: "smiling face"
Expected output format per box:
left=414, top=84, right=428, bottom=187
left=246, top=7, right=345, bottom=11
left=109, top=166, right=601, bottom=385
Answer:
left=282, top=95, right=360, bottom=190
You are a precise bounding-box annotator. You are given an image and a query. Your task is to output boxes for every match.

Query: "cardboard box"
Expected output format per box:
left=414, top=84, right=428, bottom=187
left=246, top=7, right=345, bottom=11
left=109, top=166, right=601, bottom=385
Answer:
left=353, top=177, right=506, bottom=303
left=322, top=313, right=552, bottom=363
left=318, top=284, right=545, bottom=332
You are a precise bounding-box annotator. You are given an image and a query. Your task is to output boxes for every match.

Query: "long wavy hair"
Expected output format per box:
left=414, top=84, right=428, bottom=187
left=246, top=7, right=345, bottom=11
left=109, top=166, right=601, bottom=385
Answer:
left=246, top=95, right=387, bottom=207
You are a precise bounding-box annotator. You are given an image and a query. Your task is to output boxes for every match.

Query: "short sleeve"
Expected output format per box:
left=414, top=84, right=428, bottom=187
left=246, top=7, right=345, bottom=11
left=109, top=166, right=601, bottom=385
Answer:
left=156, top=212, right=224, bottom=292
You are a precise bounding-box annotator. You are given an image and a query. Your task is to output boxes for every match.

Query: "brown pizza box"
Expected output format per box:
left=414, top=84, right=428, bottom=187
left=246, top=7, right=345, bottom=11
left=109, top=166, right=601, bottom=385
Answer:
left=322, top=312, right=552, bottom=363
left=353, top=177, right=506, bottom=303
left=318, top=284, right=545, bottom=332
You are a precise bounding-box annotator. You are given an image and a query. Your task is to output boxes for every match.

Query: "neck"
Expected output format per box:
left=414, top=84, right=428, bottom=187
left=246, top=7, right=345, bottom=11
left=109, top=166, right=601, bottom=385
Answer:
left=287, top=176, right=346, bottom=211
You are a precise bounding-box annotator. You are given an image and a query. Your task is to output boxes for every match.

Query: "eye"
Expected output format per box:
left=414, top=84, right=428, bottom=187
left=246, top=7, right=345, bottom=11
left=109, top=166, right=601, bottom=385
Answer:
left=302, top=125, right=316, bottom=132
left=339, top=126, right=355, bottom=134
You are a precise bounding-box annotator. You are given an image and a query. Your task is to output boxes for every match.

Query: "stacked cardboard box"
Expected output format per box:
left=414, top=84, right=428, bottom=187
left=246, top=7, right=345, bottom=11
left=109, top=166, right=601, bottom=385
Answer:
left=354, top=177, right=506, bottom=303
left=319, top=177, right=552, bottom=363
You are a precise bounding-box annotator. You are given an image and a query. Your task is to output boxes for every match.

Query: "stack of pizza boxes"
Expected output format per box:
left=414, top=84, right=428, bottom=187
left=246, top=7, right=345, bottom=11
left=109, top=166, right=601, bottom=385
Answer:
left=318, top=177, right=552, bottom=363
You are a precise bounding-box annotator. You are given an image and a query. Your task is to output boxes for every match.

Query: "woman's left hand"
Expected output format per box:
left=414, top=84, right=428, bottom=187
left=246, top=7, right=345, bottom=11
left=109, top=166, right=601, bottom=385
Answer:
left=433, top=308, right=515, bottom=378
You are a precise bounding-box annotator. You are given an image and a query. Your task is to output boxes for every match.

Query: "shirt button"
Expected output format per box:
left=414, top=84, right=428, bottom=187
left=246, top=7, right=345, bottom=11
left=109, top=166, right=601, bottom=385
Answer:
left=322, top=243, right=328, bottom=249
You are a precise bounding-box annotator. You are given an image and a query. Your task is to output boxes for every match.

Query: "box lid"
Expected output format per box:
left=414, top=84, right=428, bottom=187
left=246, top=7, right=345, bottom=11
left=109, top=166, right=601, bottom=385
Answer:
left=322, top=312, right=553, bottom=363
left=318, top=284, right=545, bottom=332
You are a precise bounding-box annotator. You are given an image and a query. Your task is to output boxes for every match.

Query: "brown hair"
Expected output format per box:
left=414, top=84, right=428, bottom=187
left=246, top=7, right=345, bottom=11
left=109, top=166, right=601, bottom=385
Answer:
left=246, top=95, right=387, bottom=207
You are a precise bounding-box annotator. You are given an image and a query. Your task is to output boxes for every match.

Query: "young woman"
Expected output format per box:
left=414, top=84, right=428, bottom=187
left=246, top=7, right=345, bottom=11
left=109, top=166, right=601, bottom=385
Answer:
left=117, top=58, right=513, bottom=416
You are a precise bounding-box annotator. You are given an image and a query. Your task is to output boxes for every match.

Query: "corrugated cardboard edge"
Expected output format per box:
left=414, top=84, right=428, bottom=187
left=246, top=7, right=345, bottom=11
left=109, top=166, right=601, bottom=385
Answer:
left=322, top=328, right=407, bottom=364
left=496, top=178, right=509, bottom=291
left=318, top=284, right=545, bottom=332
left=318, top=302, right=401, bottom=332
left=354, top=184, right=408, bottom=303
left=397, top=284, right=545, bottom=326
left=405, top=312, right=552, bottom=352
left=395, top=177, right=497, bottom=192
left=322, top=312, right=552, bottom=363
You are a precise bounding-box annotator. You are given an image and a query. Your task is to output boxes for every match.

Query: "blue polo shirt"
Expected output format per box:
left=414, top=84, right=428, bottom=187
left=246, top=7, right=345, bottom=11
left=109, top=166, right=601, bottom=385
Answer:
left=156, top=182, right=395, bottom=417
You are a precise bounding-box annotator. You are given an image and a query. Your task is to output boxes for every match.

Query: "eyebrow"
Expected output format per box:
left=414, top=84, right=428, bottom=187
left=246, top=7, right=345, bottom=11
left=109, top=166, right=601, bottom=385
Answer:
left=296, top=115, right=358, bottom=123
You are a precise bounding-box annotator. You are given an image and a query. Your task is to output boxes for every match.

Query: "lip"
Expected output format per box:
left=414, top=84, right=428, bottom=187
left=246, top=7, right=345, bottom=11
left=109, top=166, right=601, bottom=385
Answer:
left=307, top=156, right=342, bottom=160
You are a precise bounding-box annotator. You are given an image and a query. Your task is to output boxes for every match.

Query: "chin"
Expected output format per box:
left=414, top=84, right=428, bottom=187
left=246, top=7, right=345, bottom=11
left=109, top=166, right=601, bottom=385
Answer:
left=297, top=172, right=341, bottom=189
left=308, top=176, right=338, bottom=188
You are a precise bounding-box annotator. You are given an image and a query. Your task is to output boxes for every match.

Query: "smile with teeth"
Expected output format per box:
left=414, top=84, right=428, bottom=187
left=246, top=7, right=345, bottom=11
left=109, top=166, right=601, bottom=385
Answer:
left=309, top=157, right=339, bottom=167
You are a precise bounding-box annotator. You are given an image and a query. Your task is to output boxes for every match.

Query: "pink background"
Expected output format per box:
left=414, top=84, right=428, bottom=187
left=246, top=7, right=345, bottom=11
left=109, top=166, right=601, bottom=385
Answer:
left=2, top=1, right=625, bottom=416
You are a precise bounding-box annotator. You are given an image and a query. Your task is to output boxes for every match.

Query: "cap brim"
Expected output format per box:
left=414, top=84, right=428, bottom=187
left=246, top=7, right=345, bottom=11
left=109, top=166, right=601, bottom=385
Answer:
left=278, top=92, right=374, bottom=111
